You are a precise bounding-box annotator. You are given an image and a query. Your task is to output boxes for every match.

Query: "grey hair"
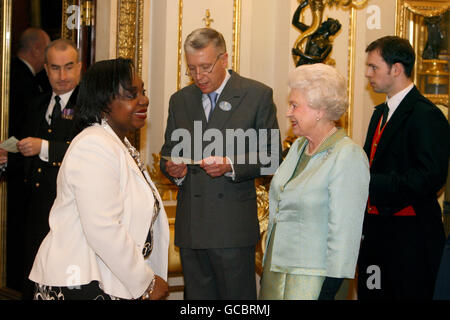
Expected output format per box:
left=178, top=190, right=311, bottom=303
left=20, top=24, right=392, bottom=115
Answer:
left=288, top=63, right=348, bottom=121
left=184, top=28, right=227, bottom=54
left=44, top=39, right=80, bottom=64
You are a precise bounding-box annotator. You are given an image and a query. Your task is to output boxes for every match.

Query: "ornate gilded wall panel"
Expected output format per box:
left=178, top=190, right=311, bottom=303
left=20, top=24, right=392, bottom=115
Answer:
left=396, top=0, right=449, bottom=107
left=117, top=0, right=144, bottom=77
left=117, top=0, right=145, bottom=148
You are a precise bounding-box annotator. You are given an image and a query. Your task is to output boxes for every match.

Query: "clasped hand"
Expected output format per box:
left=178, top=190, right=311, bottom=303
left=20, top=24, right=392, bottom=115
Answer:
left=166, top=156, right=231, bottom=179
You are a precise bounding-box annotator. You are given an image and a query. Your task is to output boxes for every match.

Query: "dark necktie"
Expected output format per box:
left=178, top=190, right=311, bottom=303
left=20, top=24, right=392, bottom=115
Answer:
left=51, top=95, right=62, bottom=125
left=208, top=92, right=218, bottom=121
left=380, top=103, right=389, bottom=128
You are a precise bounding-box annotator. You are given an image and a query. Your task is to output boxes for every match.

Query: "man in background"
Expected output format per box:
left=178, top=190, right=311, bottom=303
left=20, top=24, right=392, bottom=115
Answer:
left=4, top=27, right=51, bottom=292
left=357, top=36, right=449, bottom=300
left=9, top=27, right=51, bottom=137
left=17, top=39, right=81, bottom=299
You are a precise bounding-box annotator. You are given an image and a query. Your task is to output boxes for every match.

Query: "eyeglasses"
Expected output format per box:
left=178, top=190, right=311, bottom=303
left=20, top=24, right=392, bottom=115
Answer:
left=185, top=53, right=225, bottom=77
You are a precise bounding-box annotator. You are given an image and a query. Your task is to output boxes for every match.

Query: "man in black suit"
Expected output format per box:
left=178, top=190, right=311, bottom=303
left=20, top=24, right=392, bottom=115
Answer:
left=5, top=27, right=51, bottom=292
left=9, top=27, right=51, bottom=138
left=357, top=36, right=450, bottom=299
left=160, top=28, right=280, bottom=299
left=17, top=39, right=81, bottom=299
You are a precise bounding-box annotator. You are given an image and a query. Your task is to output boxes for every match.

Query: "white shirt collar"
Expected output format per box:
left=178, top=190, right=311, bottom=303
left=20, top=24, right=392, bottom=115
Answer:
left=46, top=89, right=75, bottom=123
left=386, top=83, right=414, bottom=120
left=51, top=89, right=75, bottom=109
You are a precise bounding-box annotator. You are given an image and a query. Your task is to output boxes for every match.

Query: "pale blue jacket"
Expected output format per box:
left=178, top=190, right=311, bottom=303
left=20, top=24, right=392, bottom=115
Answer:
left=264, top=129, right=369, bottom=278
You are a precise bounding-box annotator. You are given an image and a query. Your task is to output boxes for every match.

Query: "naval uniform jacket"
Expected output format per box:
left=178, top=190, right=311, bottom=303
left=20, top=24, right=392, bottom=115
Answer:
left=20, top=87, right=79, bottom=279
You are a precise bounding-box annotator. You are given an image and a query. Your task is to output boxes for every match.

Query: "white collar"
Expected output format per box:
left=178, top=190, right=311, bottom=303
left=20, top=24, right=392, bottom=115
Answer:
left=51, top=89, right=75, bottom=108
left=385, top=83, right=414, bottom=120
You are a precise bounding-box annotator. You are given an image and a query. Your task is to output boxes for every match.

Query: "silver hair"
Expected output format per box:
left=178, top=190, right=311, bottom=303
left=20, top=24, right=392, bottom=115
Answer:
left=184, top=28, right=227, bottom=54
left=288, top=63, right=348, bottom=121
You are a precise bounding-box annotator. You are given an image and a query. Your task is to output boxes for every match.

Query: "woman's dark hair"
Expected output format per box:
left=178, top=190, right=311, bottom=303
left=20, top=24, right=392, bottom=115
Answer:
left=74, top=58, right=135, bottom=132
left=365, top=36, right=415, bottom=78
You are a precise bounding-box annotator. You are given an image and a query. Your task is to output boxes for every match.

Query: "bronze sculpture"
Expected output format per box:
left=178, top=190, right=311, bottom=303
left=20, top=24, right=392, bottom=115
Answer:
left=291, top=0, right=367, bottom=66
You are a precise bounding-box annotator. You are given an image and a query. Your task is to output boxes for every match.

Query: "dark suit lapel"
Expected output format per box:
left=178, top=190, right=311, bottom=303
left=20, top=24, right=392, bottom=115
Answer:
left=184, top=86, right=208, bottom=130
left=207, top=71, right=244, bottom=131
left=372, top=87, right=417, bottom=162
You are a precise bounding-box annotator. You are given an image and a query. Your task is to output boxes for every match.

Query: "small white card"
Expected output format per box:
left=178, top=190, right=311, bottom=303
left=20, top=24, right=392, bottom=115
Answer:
left=162, top=156, right=201, bottom=165
left=0, top=136, right=19, bottom=153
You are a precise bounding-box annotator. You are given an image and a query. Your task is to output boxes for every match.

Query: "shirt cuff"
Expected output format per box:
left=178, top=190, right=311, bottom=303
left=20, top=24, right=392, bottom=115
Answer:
left=39, top=140, right=49, bottom=162
left=224, top=156, right=235, bottom=181
left=173, top=176, right=185, bottom=186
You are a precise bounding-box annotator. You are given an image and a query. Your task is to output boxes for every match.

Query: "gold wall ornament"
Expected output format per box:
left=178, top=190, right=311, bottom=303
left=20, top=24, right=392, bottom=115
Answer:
left=396, top=0, right=449, bottom=107
left=117, top=0, right=144, bottom=76
left=203, top=9, right=214, bottom=28
left=254, top=176, right=271, bottom=276
left=404, top=1, right=449, bottom=17
left=0, top=0, right=11, bottom=294
left=117, top=0, right=144, bottom=148
left=292, top=0, right=367, bottom=66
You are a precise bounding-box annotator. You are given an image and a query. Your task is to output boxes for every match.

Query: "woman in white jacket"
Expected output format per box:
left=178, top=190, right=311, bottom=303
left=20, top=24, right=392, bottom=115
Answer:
left=29, top=58, right=170, bottom=300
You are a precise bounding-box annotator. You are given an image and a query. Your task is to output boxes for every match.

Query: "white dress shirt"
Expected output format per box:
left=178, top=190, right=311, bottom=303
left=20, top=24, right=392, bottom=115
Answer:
left=385, top=83, right=414, bottom=122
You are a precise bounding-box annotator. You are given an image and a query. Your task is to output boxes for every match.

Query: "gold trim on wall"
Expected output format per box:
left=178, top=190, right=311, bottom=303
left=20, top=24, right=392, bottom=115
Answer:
left=117, top=0, right=144, bottom=77
left=346, top=7, right=357, bottom=138
left=0, top=0, right=12, bottom=295
left=176, top=0, right=242, bottom=91
left=176, top=0, right=183, bottom=91
left=117, top=0, right=145, bottom=148
left=0, top=0, right=12, bottom=289
left=232, top=0, right=241, bottom=74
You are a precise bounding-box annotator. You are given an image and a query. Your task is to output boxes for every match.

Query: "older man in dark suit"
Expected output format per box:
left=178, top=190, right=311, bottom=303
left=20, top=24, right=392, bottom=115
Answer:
left=160, top=28, right=280, bottom=299
left=357, top=36, right=450, bottom=300
left=16, top=39, right=81, bottom=299
left=9, top=28, right=51, bottom=138
left=5, top=28, right=51, bottom=292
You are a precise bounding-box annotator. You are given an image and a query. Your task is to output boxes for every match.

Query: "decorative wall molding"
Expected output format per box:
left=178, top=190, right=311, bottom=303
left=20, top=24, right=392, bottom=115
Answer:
left=176, top=0, right=241, bottom=90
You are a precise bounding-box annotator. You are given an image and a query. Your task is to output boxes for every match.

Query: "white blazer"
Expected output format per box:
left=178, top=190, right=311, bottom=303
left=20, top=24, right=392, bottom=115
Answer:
left=29, top=122, right=170, bottom=299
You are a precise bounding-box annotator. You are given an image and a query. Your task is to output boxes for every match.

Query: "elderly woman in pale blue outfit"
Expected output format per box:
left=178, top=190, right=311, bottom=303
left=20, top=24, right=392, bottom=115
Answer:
left=259, top=63, right=370, bottom=300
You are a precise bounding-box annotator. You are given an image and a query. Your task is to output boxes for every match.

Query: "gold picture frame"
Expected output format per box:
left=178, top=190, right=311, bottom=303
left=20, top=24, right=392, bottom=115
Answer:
left=396, top=0, right=449, bottom=107
left=0, top=0, right=17, bottom=299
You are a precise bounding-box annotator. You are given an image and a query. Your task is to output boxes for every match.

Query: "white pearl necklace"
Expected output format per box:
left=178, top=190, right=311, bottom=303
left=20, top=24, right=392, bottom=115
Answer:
left=306, top=127, right=337, bottom=155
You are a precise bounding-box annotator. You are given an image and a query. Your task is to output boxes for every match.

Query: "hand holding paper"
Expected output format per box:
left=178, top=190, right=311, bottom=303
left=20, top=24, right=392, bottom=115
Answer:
left=0, top=136, right=19, bottom=153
